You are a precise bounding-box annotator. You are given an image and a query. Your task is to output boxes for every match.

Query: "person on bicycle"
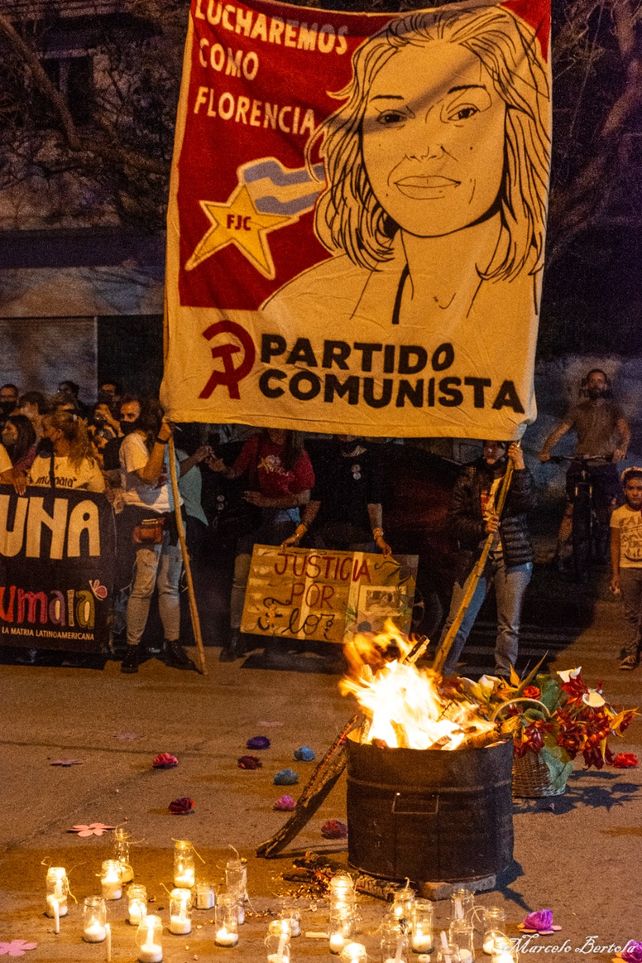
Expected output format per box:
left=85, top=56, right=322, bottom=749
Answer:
left=538, top=368, right=630, bottom=567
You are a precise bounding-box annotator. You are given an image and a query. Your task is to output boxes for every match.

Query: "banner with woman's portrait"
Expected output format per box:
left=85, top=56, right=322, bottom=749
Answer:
left=163, top=0, right=551, bottom=439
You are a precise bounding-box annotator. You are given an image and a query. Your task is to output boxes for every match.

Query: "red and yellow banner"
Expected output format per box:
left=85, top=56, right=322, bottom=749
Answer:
left=163, top=0, right=551, bottom=438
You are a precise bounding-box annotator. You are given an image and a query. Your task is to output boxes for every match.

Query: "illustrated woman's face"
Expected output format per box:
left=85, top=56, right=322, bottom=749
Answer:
left=362, top=41, right=506, bottom=238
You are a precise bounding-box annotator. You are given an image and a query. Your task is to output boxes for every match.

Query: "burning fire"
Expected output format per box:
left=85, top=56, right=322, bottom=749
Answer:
left=341, top=623, right=498, bottom=751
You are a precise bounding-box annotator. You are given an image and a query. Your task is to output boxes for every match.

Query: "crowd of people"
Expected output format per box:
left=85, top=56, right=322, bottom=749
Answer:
left=0, top=365, right=639, bottom=676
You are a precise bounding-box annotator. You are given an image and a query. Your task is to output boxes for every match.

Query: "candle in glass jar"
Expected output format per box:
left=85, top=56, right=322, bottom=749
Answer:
left=411, top=928, right=433, bottom=952
left=173, top=839, right=196, bottom=888
left=169, top=888, right=192, bottom=935
left=100, top=860, right=122, bottom=900
left=128, top=885, right=147, bottom=926
left=215, top=926, right=239, bottom=947
left=137, top=915, right=163, bottom=962
left=195, top=882, right=215, bottom=910
left=45, top=867, right=69, bottom=920
left=329, top=931, right=346, bottom=953
left=340, top=942, right=368, bottom=962
left=83, top=920, right=107, bottom=942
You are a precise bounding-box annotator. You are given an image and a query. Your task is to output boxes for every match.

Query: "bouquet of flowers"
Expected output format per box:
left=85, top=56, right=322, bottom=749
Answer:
left=458, top=665, right=638, bottom=793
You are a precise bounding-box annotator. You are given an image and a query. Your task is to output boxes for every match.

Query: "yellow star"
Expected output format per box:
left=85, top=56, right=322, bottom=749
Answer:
left=185, top=182, right=294, bottom=279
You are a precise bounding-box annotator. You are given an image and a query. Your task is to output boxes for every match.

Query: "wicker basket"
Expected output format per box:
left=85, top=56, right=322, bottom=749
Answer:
left=512, top=749, right=567, bottom=798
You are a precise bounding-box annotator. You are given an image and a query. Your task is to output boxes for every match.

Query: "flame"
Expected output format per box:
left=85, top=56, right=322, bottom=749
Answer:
left=341, top=623, right=497, bottom=751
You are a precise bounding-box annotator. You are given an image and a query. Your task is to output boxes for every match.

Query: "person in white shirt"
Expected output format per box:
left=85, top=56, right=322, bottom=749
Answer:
left=118, top=397, right=195, bottom=674
left=27, top=411, right=105, bottom=492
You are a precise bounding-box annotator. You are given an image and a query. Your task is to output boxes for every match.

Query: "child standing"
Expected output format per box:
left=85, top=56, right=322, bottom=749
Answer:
left=610, top=467, right=642, bottom=669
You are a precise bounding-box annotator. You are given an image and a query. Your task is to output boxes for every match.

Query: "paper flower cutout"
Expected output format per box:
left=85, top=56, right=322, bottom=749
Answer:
left=273, top=794, right=297, bottom=811
left=321, top=819, right=348, bottom=839
left=612, top=752, right=639, bottom=768
left=293, top=746, right=316, bottom=762
left=274, top=768, right=298, bottom=785
left=50, top=759, right=82, bottom=767
left=619, top=941, right=642, bottom=962
left=582, top=689, right=606, bottom=708
left=522, top=685, right=541, bottom=699
left=68, top=823, right=115, bottom=837
left=557, top=667, right=582, bottom=682
left=238, top=755, right=263, bottom=770
left=168, top=797, right=195, bottom=815
left=0, top=941, right=37, bottom=957
left=518, top=909, right=562, bottom=934
left=152, top=753, right=179, bottom=769
left=246, top=735, right=271, bottom=750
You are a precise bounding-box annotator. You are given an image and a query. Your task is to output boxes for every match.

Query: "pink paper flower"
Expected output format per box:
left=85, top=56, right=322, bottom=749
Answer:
left=0, top=940, right=38, bottom=956
left=273, top=794, right=297, bottom=811
left=68, top=823, right=115, bottom=837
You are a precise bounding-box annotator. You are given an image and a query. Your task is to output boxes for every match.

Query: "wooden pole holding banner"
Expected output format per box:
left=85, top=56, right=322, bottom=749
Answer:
left=432, top=458, right=515, bottom=676
left=168, top=434, right=207, bottom=676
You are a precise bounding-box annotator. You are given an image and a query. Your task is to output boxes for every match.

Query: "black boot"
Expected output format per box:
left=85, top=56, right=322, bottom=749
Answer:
left=120, top=645, right=141, bottom=674
left=219, top=629, right=244, bottom=662
left=162, top=640, right=197, bottom=671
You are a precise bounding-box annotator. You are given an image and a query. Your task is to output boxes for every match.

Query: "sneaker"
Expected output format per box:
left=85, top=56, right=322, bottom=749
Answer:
left=162, top=640, right=196, bottom=671
left=619, top=655, right=638, bottom=670
left=120, top=646, right=140, bottom=674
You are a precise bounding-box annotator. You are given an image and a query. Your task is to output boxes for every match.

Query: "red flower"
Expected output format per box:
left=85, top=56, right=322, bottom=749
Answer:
left=321, top=819, right=348, bottom=839
left=152, top=753, right=179, bottom=769
left=612, top=752, right=638, bottom=768
left=168, top=797, right=195, bottom=815
left=237, top=755, right=262, bottom=770
left=523, top=685, right=541, bottom=699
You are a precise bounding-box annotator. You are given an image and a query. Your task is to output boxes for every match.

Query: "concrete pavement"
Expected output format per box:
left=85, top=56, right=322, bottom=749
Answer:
left=0, top=579, right=640, bottom=963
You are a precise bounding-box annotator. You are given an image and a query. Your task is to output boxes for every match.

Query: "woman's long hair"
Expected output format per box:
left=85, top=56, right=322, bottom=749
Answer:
left=4, top=414, right=36, bottom=466
left=308, top=5, right=550, bottom=281
left=261, top=429, right=305, bottom=472
left=43, top=411, right=96, bottom=470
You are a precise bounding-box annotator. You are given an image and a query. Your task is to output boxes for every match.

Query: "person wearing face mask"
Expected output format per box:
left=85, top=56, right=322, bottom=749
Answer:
left=438, top=440, right=534, bottom=677
left=282, top=435, right=391, bottom=556
left=539, top=368, right=630, bottom=566
left=25, top=411, right=105, bottom=492
left=1, top=414, right=36, bottom=472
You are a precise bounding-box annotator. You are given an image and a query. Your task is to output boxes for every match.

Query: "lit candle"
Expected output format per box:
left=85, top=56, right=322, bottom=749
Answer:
left=137, top=917, right=163, bottom=962
left=100, top=861, right=122, bottom=900
left=46, top=896, right=60, bottom=934
left=340, top=942, right=368, bottom=962
left=329, top=931, right=346, bottom=953
left=411, top=927, right=433, bottom=952
left=169, top=913, right=191, bottom=935
left=138, top=944, right=163, bottom=963
left=492, top=954, right=517, bottom=963
left=169, top=888, right=192, bottom=935
left=128, top=885, right=148, bottom=926
left=459, top=951, right=473, bottom=963
left=215, top=926, right=239, bottom=947
left=83, top=920, right=107, bottom=943
left=173, top=840, right=196, bottom=888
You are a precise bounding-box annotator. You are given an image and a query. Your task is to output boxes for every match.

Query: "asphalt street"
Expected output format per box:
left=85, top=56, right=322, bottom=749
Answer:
left=0, top=565, right=640, bottom=963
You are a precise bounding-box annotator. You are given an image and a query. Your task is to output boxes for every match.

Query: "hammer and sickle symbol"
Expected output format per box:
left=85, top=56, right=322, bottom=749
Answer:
left=198, top=320, right=256, bottom=399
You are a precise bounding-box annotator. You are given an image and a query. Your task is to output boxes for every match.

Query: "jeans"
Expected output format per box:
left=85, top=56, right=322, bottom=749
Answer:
left=440, top=557, right=533, bottom=675
left=619, top=568, right=642, bottom=658
left=230, top=508, right=300, bottom=630
left=126, top=537, right=183, bottom=646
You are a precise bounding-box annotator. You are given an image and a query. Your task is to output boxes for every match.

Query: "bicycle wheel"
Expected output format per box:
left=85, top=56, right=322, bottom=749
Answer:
left=571, top=485, right=592, bottom=581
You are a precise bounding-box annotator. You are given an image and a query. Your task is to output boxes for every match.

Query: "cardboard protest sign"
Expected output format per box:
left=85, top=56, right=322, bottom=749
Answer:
left=241, top=545, right=418, bottom=643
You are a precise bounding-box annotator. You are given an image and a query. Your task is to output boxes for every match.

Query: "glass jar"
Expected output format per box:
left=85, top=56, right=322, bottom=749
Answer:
left=45, top=866, right=69, bottom=918
left=113, top=827, right=134, bottom=883
left=266, top=923, right=291, bottom=963
left=329, top=872, right=355, bottom=902
left=482, top=908, right=507, bottom=956
left=435, top=942, right=462, bottom=963
left=280, top=898, right=301, bottom=937
left=100, top=859, right=123, bottom=900
left=169, top=887, right=192, bottom=935
left=489, top=935, right=518, bottom=963
left=128, top=885, right=148, bottom=926
left=448, top=919, right=475, bottom=962
left=173, top=839, right=196, bottom=888
left=381, top=919, right=409, bottom=963
left=136, top=914, right=163, bottom=962
left=328, top=909, right=355, bottom=954
left=390, top=885, right=415, bottom=926
left=340, top=942, right=368, bottom=962
left=82, top=896, right=108, bottom=943
left=411, top=899, right=434, bottom=953
left=450, top=887, right=474, bottom=923
left=195, top=881, right=216, bottom=910
left=225, top=857, right=247, bottom=924
left=215, top=893, right=239, bottom=946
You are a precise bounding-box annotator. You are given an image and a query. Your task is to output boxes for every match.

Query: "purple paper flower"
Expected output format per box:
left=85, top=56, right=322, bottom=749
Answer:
left=520, top=909, right=561, bottom=934
left=0, top=941, right=38, bottom=957
left=246, top=735, right=271, bottom=750
left=621, top=941, right=642, bottom=963
left=321, top=819, right=348, bottom=839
